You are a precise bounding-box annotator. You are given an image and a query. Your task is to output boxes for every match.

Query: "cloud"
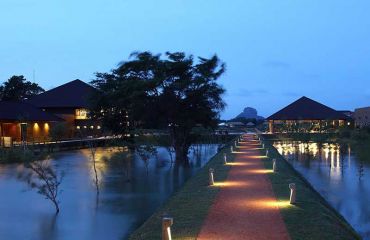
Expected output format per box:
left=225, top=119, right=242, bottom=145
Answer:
left=262, top=60, right=291, bottom=69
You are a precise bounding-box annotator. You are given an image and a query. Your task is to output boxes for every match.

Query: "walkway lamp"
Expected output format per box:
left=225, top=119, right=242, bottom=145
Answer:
left=272, top=159, right=277, bottom=172
left=266, top=149, right=269, bottom=157
left=209, top=168, right=215, bottom=186
left=162, top=216, right=173, bottom=240
left=224, top=153, right=227, bottom=164
left=289, top=183, right=296, bottom=204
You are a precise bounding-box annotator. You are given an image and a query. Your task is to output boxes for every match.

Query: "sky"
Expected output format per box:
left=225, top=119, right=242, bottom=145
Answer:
left=1, top=0, right=370, bottom=119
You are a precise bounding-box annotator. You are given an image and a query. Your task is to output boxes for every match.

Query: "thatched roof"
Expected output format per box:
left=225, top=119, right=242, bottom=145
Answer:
left=27, top=79, right=97, bottom=108
left=267, top=96, right=348, bottom=121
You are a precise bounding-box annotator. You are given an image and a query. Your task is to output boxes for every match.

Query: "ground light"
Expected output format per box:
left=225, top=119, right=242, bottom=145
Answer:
left=272, top=159, right=277, bottom=172
left=209, top=168, right=214, bottom=186
left=162, top=217, right=173, bottom=240
left=289, top=183, right=296, bottom=204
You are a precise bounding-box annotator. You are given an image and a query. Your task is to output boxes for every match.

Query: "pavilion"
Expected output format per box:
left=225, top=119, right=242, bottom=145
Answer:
left=267, top=96, right=351, bottom=133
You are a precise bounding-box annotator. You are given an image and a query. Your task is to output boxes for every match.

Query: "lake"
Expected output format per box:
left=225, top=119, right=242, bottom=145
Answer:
left=0, top=144, right=219, bottom=240
left=273, top=141, right=370, bottom=239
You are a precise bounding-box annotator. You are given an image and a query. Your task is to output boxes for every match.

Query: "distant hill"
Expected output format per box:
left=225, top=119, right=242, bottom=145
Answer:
left=236, top=107, right=264, bottom=120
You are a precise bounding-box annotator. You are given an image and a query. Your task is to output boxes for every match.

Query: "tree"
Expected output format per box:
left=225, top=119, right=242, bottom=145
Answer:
left=19, top=161, right=64, bottom=214
left=90, top=52, right=226, bottom=164
left=0, top=75, right=44, bottom=101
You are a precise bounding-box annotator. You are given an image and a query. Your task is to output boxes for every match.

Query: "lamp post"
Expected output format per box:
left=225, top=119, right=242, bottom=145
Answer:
left=289, top=183, right=296, bottom=204
left=209, top=168, right=215, bottom=186
left=162, top=217, right=173, bottom=240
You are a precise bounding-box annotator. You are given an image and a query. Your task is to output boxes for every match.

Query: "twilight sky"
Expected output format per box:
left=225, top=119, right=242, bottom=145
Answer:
left=1, top=0, right=370, bottom=119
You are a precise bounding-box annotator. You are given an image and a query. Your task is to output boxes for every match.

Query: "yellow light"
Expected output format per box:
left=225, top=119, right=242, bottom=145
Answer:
left=247, top=199, right=292, bottom=209
left=76, top=126, right=81, bottom=129
left=226, top=162, right=251, bottom=166
left=33, top=123, right=40, bottom=132
left=44, top=123, right=49, bottom=131
left=212, top=181, right=249, bottom=188
left=90, top=126, right=94, bottom=129
left=246, top=169, right=274, bottom=174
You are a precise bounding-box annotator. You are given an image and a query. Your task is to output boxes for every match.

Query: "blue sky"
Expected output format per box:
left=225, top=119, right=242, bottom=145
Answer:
left=1, top=0, right=370, bottom=119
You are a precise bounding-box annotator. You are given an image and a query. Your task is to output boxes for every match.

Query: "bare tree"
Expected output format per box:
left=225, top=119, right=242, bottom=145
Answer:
left=136, top=144, right=157, bottom=175
left=20, top=161, right=64, bottom=214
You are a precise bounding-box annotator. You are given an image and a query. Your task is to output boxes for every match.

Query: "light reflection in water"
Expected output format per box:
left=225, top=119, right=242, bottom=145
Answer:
left=273, top=141, right=370, bottom=239
left=0, top=144, right=219, bottom=240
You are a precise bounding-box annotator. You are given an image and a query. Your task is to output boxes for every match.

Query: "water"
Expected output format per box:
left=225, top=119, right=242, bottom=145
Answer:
left=0, top=144, right=219, bottom=240
left=273, top=141, right=370, bottom=239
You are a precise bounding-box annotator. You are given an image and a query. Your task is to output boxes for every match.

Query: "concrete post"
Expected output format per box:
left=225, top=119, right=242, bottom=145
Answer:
left=209, top=168, right=214, bottom=186
left=230, top=146, right=233, bottom=153
left=272, top=158, right=277, bottom=172
left=262, top=143, right=265, bottom=149
left=235, top=141, right=237, bottom=147
left=266, top=149, right=269, bottom=157
left=223, top=153, right=227, bottom=164
left=162, top=217, right=173, bottom=240
left=289, top=183, right=296, bottom=204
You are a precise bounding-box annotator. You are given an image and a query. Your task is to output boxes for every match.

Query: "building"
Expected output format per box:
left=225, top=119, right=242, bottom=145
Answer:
left=354, top=107, right=370, bottom=128
left=0, top=101, right=62, bottom=145
left=26, top=79, right=101, bottom=137
left=267, top=96, right=351, bottom=133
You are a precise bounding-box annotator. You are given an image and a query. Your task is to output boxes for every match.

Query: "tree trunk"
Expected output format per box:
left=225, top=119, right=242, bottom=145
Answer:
left=170, top=127, right=191, bottom=165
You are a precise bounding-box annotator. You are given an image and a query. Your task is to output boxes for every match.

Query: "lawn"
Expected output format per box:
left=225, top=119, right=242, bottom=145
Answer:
left=129, top=134, right=360, bottom=240
left=262, top=139, right=361, bottom=240
left=129, top=141, right=235, bottom=240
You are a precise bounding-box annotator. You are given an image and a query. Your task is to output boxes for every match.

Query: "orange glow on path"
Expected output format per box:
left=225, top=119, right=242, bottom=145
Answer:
left=198, top=134, right=289, bottom=240
left=212, top=181, right=249, bottom=188
left=245, top=169, right=274, bottom=174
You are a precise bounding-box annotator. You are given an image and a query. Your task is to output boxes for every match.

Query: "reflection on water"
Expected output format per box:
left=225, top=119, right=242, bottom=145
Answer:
left=0, top=144, right=219, bottom=240
left=274, top=141, right=370, bottom=239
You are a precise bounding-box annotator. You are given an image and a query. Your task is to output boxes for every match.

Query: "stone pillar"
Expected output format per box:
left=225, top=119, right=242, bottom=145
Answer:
left=269, top=120, right=274, bottom=133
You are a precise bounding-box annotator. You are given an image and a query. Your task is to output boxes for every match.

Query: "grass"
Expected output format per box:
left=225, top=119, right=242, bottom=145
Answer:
left=262, top=139, right=361, bottom=240
left=130, top=134, right=360, bottom=240
left=129, top=141, right=235, bottom=240
left=0, top=148, right=48, bottom=164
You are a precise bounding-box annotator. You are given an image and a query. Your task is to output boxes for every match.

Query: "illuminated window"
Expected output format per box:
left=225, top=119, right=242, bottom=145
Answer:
left=97, top=126, right=101, bottom=129
left=76, top=126, right=81, bottom=129
left=90, top=126, right=94, bottom=129
left=75, top=109, right=88, bottom=119
left=83, top=126, right=87, bottom=129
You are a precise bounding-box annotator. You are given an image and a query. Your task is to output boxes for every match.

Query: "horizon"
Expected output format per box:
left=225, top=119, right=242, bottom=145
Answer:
left=1, top=0, right=370, bottom=118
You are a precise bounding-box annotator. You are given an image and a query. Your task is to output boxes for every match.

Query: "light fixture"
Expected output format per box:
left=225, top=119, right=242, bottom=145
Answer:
left=289, top=183, right=296, bottom=204
left=209, top=168, right=214, bottom=186
left=162, top=217, right=173, bottom=240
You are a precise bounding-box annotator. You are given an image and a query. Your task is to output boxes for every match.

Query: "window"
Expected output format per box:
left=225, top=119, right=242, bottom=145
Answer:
left=75, top=109, right=88, bottom=119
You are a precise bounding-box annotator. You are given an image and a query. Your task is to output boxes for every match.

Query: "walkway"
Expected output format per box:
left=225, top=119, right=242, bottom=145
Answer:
left=197, top=134, right=290, bottom=240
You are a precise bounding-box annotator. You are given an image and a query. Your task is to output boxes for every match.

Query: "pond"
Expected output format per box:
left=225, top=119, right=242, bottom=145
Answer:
left=273, top=141, right=370, bottom=239
left=0, top=144, right=219, bottom=240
